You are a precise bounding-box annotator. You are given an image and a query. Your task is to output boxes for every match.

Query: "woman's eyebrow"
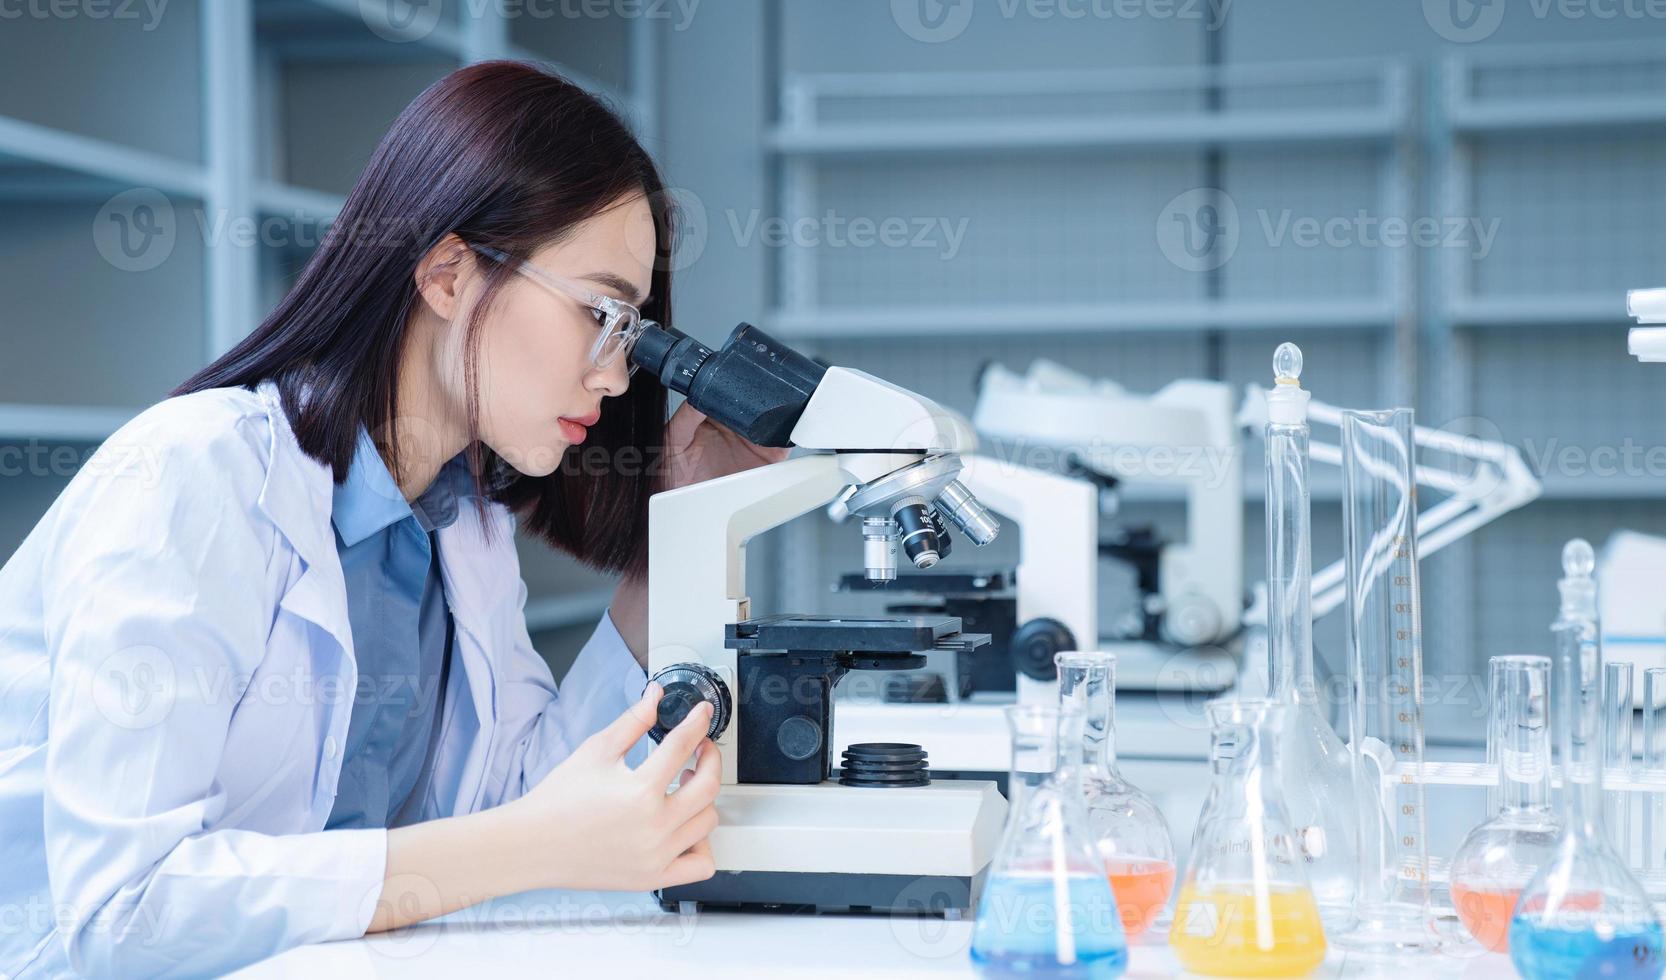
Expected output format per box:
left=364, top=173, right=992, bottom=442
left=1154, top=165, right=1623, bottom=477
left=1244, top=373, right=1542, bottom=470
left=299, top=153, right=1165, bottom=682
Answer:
left=582, top=271, right=648, bottom=306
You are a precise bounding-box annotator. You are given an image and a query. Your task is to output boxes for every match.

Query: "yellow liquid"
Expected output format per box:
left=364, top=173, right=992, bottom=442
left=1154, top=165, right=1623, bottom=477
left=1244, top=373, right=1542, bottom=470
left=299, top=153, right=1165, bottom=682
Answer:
left=1167, top=883, right=1328, bottom=977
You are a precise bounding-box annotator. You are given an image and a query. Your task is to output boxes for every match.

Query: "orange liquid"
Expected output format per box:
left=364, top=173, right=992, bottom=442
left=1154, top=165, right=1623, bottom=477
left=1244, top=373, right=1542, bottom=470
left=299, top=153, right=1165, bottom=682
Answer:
left=1451, top=884, right=1518, bottom=952
left=1453, top=885, right=1602, bottom=952
left=1105, top=859, right=1175, bottom=935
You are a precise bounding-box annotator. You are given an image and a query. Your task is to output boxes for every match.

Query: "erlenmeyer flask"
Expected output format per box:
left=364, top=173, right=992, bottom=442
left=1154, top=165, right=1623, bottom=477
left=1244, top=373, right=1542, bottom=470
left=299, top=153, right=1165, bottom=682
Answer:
left=1056, top=651, right=1176, bottom=938
left=971, top=704, right=1127, bottom=978
left=1262, top=343, right=1357, bottom=927
left=1170, top=698, right=1329, bottom=978
left=1449, top=655, right=1560, bottom=953
left=1509, top=540, right=1666, bottom=979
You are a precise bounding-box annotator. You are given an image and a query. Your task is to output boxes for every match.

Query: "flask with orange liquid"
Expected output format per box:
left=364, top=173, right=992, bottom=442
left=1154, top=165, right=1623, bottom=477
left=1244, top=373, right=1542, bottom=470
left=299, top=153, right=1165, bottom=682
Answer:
left=1169, top=698, right=1328, bottom=977
left=1448, top=654, right=1560, bottom=953
left=1056, top=651, right=1176, bottom=938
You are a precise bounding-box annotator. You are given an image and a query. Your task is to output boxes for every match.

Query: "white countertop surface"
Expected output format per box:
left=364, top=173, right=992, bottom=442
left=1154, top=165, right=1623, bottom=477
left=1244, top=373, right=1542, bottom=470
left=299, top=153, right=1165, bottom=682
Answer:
left=227, top=892, right=1522, bottom=979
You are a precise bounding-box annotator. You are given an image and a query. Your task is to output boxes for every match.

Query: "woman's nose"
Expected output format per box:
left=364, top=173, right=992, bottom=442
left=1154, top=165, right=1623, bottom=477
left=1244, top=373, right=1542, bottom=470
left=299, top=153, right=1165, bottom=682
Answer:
left=588, top=355, right=630, bottom=397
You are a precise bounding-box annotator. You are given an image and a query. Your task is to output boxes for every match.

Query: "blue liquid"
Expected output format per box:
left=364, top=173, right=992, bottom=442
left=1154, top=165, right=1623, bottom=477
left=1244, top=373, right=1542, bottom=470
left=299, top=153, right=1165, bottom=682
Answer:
left=971, top=873, right=1127, bottom=978
left=1510, top=916, right=1666, bottom=979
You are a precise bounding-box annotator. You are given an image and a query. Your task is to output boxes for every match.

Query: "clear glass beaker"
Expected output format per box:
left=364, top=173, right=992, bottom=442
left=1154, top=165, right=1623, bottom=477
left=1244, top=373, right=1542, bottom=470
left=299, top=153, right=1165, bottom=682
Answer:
left=1336, top=406, right=1444, bottom=953
left=1170, top=698, right=1329, bottom=978
left=1262, top=343, right=1357, bottom=927
left=1449, top=655, right=1561, bottom=953
left=1056, top=651, right=1176, bottom=938
left=971, top=704, right=1127, bottom=978
left=1510, top=541, right=1666, bottom=980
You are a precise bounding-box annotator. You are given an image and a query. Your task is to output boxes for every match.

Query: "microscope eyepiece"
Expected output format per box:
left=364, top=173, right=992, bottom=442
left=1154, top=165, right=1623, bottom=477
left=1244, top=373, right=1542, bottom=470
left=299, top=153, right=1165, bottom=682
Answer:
left=629, top=322, right=828, bottom=448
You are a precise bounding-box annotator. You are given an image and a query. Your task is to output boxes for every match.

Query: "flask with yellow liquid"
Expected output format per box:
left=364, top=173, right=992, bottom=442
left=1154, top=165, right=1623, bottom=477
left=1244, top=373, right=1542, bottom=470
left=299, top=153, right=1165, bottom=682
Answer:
left=1169, top=697, right=1328, bottom=977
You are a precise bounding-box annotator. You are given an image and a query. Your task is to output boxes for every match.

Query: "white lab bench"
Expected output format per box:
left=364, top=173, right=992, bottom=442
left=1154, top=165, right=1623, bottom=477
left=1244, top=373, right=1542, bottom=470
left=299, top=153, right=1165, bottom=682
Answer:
left=226, top=893, right=1522, bottom=978
left=226, top=697, right=1513, bottom=978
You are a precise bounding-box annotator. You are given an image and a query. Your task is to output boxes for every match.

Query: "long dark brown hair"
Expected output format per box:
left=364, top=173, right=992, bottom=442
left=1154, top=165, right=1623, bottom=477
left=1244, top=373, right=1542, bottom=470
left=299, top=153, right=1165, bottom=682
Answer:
left=174, top=61, right=673, bottom=575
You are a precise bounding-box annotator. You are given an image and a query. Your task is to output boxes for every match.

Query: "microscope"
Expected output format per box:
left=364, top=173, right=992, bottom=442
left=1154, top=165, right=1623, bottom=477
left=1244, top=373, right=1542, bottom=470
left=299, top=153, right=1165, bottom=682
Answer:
left=629, top=323, right=1008, bottom=915
left=828, top=457, right=1101, bottom=772
left=973, top=360, right=1245, bottom=692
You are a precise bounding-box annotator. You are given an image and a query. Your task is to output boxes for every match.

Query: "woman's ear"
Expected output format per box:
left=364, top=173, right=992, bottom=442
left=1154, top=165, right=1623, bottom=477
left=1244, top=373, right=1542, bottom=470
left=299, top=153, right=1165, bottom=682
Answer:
left=414, top=234, right=475, bottom=320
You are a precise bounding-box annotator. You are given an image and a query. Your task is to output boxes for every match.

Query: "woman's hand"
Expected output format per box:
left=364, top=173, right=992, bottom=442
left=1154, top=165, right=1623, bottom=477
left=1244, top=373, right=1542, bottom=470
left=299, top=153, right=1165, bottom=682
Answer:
left=662, top=401, right=790, bottom=491
left=369, top=684, right=718, bottom=932
left=509, top=682, right=720, bottom=893
left=609, top=403, right=791, bottom=664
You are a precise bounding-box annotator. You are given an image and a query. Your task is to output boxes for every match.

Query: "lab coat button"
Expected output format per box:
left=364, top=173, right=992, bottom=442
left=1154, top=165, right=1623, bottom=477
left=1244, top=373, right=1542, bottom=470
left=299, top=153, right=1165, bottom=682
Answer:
left=324, top=736, right=339, bottom=760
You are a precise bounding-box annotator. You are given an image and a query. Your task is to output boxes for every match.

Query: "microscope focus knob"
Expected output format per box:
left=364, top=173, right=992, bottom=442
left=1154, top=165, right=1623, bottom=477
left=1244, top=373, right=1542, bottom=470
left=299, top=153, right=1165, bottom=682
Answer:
left=1010, top=618, right=1076, bottom=682
left=647, top=664, right=732, bottom=744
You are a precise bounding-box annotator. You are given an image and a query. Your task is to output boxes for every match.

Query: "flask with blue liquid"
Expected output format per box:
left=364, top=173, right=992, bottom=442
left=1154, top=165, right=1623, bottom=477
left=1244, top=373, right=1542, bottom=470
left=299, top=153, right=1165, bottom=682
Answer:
left=970, top=704, right=1126, bottom=978
left=1509, top=540, right=1666, bottom=980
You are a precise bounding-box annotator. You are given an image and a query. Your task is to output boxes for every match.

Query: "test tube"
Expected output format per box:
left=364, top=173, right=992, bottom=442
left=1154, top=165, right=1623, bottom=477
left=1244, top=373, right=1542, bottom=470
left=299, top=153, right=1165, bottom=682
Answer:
left=1604, top=661, right=1635, bottom=863
left=1643, top=668, right=1666, bottom=871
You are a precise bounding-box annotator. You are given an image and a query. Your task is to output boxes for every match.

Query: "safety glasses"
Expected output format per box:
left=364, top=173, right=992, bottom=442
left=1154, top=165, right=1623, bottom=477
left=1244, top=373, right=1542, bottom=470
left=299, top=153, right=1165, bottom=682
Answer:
left=469, top=243, right=654, bottom=376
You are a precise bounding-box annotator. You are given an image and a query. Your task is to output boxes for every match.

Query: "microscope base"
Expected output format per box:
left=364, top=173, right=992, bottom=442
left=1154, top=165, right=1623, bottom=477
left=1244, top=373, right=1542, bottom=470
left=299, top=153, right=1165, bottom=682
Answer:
left=659, top=868, right=987, bottom=916
left=657, top=780, right=1005, bottom=915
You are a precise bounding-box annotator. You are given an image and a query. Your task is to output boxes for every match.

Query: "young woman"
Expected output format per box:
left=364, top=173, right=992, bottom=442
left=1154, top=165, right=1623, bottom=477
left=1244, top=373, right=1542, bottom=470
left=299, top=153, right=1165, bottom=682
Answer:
left=0, top=62, right=778, bottom=979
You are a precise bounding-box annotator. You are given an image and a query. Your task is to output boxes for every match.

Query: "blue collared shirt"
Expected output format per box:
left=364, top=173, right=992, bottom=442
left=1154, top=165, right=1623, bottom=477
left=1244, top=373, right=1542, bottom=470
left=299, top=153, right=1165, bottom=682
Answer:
left=326, top=429, right=474, bottom=830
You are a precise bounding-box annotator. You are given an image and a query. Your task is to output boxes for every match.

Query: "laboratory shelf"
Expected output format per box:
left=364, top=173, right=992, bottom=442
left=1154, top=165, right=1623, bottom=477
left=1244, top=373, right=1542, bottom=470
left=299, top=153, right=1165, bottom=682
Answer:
left=765, top=299, right=1398, bottom=339
left=253, top=181, right=345, bottom=220
left=0, top=405, right=136, bottom=443
left=1446, top=294, right=1627, bottom=329
left=768, top=59, right=1409, bottom=158
left=767, top=109, right=1405, bottom=157
left=1447, top=40, right=1666, bottom=137
left=258, top=0, right=466, bottom=61
left=0, top=114, right=208, bottom=201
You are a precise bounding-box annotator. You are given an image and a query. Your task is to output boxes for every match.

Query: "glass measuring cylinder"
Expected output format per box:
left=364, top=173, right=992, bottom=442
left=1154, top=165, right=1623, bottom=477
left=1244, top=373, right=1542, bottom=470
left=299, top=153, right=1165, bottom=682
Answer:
left=971, top=704, right=1127, bottom=979
left=1335, top=407, right=1443, bottom=953
left=1449, top=655, right=1560, bottom=953
left=1169, top=698, right=1328, bottom=978
left=1510, top=541, right=1665, bottom=980
left=1056, top=652, right=1176, bottom=938
left=1261, top=342, right=1357, bottom=928
left=1606, top=661, right=1636, bottom=863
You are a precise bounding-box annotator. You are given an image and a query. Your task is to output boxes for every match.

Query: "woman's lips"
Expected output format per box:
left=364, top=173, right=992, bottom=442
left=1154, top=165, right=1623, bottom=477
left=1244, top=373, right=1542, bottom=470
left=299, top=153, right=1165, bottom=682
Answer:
left=559, top=411, right=600, bottom=445
left=559, top=418, right=589, bottom=444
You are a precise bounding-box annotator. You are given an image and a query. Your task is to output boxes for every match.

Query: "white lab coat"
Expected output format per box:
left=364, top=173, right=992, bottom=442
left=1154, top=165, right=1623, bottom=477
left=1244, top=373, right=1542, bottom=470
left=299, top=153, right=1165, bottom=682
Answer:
left=0, top=381, right=649, bottom=979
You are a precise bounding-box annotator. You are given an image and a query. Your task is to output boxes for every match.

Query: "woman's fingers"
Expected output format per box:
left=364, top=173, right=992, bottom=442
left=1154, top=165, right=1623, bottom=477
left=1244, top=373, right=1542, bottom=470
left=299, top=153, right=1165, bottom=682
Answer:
left=666, top=401, right=709, bottom=450
left=667, top=738, right=721, bottom=822
left=665, top=804, right=719, bottom=859
left=640, top=701, right=712, bottom=786
left=660, top=840, right=717, bottom=888
left=588, top=682, right=663, bottom=761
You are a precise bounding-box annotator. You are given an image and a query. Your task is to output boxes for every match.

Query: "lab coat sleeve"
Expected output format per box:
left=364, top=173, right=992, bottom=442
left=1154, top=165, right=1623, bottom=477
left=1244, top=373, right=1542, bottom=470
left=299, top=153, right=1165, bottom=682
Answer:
left=38, top=410, right=388, bottom=980
left=478, top=585, right=650, bottom=809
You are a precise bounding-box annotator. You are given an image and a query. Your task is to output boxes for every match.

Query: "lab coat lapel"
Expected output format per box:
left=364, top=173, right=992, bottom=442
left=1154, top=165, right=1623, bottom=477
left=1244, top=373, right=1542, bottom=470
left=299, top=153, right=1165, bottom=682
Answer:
left=435, top=504, right=517, bottom=811
left=250, top=382, right=357, bottom=668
